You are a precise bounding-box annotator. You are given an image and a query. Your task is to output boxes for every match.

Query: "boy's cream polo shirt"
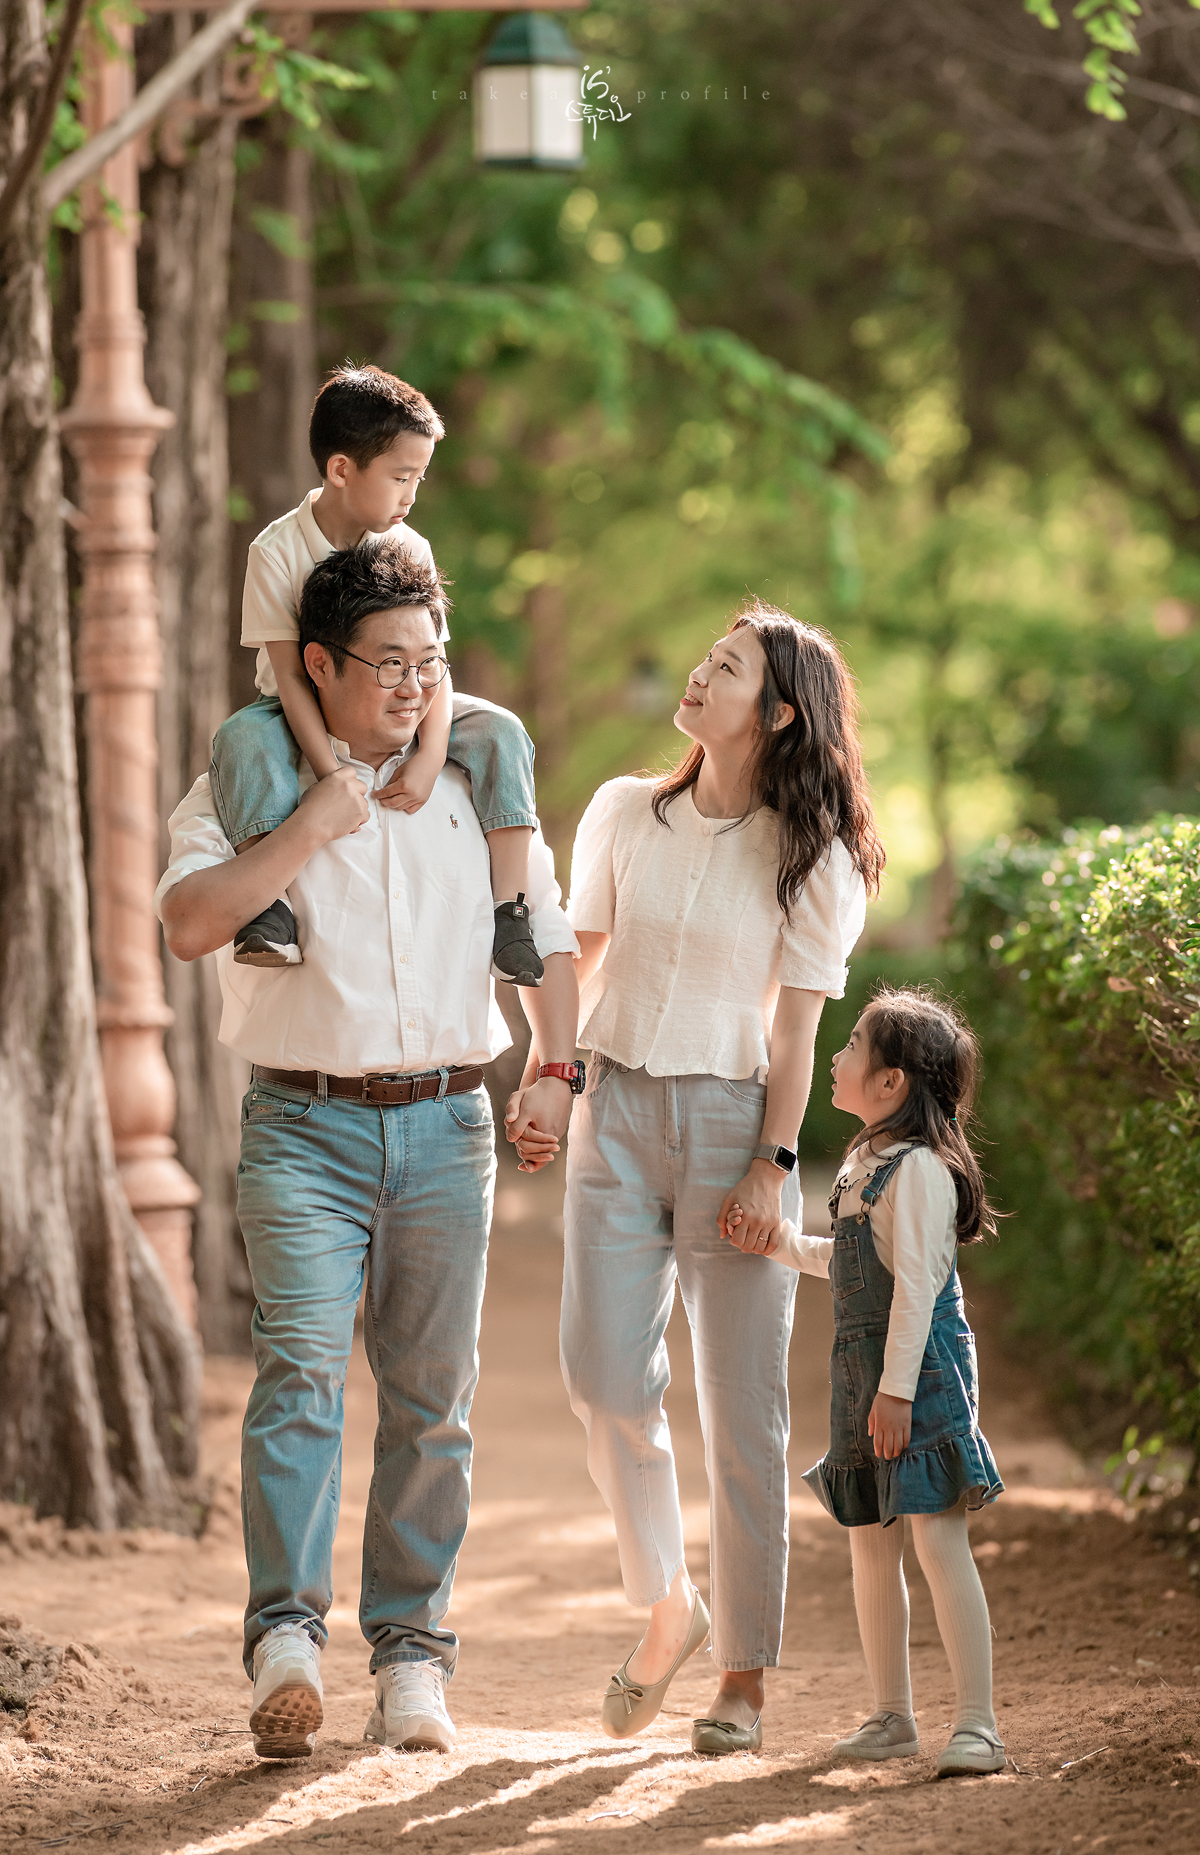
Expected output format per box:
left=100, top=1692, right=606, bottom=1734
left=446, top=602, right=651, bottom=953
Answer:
left=241, top=489, right=436, bottom=698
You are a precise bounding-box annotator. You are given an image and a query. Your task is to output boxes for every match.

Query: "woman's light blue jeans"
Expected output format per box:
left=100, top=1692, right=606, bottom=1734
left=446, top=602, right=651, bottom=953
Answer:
left=211, top=692, right=537, bottom=847
left=560, top=1060, right=800, bottom=1672
left=236, top=1072, right=496, bottom=1679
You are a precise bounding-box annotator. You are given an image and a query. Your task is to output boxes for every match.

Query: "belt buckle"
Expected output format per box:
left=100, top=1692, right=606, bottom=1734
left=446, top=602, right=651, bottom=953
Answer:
left=362, top=1073, right=405, bottom=1103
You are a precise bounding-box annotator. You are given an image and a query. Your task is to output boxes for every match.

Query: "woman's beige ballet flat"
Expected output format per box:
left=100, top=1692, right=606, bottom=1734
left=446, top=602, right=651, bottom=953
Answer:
left=691, top=1713, right=763, bottom=1756
left=600, top=1590, right=711, bottom=1738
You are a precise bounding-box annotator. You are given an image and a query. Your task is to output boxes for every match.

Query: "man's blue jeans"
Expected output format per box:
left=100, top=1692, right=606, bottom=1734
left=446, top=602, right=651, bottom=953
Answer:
left=236, top=1072, right=496, bottom=1679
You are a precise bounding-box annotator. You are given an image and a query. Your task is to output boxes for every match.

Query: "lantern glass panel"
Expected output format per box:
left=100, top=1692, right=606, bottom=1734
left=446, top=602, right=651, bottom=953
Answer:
left=473, top=64, right=582, bottom=168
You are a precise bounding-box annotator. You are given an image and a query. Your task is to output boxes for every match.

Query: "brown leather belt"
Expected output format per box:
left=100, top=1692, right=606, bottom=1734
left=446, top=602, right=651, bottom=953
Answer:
left=252, top=1064, right=485, bottom=1106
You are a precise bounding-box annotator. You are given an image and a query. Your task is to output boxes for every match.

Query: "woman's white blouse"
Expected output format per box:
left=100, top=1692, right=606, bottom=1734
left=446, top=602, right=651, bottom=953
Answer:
left=567, top=776, right=867, bottom=1079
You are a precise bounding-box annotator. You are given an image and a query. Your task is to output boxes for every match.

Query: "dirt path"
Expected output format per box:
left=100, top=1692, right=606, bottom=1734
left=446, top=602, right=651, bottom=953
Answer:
left=2, top=1157, right=1198, bottom=1854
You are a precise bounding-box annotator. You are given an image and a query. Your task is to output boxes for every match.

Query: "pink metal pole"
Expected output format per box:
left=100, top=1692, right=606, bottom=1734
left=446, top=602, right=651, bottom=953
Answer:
left=61, top=21, right=201, bottom=1330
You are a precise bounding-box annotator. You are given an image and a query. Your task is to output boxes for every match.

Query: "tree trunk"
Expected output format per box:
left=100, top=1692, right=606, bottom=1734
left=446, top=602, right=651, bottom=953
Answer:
left=137, top=15, right=250, bottom=1353
left=0, top=0, right=200, bottom=1527
left=227, top=110, right=317, bottom=712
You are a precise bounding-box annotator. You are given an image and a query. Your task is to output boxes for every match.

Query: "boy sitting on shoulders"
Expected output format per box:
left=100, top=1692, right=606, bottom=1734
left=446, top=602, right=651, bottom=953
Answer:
left=212, top=362, right=542, bottom=985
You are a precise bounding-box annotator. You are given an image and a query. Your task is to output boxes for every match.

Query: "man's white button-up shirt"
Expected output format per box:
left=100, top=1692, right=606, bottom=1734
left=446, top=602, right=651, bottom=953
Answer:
left=154, top=741, right=577, bottom=1077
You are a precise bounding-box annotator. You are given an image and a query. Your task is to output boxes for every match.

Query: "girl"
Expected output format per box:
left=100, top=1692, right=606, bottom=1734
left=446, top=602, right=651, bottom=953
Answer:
left=510, top=602, right=883, bottom=1756
left=725, top=986, right=1006, bottom=1777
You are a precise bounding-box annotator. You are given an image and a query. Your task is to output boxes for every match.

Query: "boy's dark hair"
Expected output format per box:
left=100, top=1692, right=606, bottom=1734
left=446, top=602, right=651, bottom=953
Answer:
left=852, top=984, right=997, bottom=1244
left=299, top=536, right=451, bottom=673
left=309, top=363, right=445, bottom=476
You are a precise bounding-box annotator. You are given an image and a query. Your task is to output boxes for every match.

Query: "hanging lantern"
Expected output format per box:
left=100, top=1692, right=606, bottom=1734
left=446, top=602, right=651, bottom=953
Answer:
left=474, top=12, right=583, bottom=169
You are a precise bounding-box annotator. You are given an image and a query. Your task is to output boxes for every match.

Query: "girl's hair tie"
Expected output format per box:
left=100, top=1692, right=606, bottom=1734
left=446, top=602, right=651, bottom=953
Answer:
left=949, top=1112, right=958, bottom=1126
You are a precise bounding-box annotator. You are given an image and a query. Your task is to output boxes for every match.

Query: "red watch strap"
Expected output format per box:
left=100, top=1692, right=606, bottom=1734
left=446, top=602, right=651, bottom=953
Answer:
left=537, top=1063, right=576, bottom=1083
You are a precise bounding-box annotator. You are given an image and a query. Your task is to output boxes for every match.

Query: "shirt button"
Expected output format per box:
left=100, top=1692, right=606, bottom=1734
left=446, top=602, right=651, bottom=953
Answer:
left=670, top=954, right=678, bottom=965
left=407, top=1019, right=416, bottom=1029
left=399, top=955, right=408, bottom=964
left=690, top=870, right=700, bottom=880
left=393, top=890, right=401, bottom=900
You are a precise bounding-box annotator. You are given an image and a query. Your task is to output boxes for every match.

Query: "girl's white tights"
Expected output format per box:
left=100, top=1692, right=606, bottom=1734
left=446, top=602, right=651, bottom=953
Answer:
left=848, top=1508, right=996, bottom=1734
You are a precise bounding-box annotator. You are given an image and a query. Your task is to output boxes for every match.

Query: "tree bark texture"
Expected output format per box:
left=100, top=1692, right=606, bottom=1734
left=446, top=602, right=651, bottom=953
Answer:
left=227, top=110, right=317, bottom=712
left=0, top=0, right=201, bottom=1527
left=137, top=15, right=251, bottom=1353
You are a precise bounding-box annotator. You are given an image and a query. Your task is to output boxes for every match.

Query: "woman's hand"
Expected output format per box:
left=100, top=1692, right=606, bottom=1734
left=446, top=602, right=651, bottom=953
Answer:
left=723, top=1202, right=783, bottom=1257
left=718, top=1160, right=783, bottom=1251
left=868, top=1392, right=912, bottom=1460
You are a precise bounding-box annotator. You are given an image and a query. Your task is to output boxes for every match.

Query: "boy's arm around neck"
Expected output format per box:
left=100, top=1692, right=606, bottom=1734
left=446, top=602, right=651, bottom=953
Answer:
left=267, top=641, right=341, bottom=780
left=377, top=667, right=452, bottom=811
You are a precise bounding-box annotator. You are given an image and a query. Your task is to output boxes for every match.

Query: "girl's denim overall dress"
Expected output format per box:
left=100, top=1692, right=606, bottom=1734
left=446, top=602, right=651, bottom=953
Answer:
left=803, top=1146, right=1004, bottom=1528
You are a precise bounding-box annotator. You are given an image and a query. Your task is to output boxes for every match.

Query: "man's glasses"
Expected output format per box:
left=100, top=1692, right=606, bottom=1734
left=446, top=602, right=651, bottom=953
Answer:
left=328, top=645, right=450, bottom=690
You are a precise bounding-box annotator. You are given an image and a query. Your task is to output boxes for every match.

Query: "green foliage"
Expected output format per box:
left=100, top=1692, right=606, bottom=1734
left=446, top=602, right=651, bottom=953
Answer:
left=1025, top=0, right=1200, bottom=119
left=237, top=20, right=369, bottom=133
left=952, top=817, right=1200, bottom=1450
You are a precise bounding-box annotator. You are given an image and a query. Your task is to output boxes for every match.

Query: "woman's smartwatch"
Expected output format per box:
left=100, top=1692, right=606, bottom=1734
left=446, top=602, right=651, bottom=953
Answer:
left=536, top=1060, right=587, bottom=1095
left=754, top=1142, right=797, bottom=1174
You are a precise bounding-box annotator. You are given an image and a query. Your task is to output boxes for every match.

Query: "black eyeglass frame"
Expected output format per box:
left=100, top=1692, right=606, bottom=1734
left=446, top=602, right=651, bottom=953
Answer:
left=322, top=643, right=451, bottom=690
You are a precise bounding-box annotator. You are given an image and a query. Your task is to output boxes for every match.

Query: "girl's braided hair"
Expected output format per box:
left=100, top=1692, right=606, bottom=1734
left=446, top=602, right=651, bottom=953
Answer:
left=852, top=984, right=996, bottom=1244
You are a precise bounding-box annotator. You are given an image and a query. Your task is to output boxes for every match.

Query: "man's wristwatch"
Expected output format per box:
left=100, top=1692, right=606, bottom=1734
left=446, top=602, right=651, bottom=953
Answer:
left=754, top=1141, right=797, bottom=1174
left=536, top=1060, right=587, bottom=1095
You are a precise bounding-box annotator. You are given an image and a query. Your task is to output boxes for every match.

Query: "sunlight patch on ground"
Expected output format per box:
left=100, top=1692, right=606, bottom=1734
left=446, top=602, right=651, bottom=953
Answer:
left=705, top=1808, right=863, bottom=1844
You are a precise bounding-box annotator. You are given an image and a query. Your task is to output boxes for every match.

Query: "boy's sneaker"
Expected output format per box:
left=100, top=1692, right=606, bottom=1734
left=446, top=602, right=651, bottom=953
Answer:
left=249, top=1621, right=323, bottom=1760
left=234, top=899, right=303, bottom=967
left=491, top=893, right=543, bottom=987
left=936, top=1726, right=1006, bottom=1778
left=831, top=1710, right=920, bottom=1760
left=363, top=1659, right=457, bottom=1753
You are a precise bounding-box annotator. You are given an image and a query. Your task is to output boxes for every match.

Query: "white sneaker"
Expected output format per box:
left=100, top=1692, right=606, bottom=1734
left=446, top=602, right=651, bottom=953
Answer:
left=936, top=1725, right=1007, bottom=1777
left=363, top=1659, right=456, bottom=1753
left=831, top=1709, right=920, bottom=1760
left=249, top=1622, right=323, bottom=1760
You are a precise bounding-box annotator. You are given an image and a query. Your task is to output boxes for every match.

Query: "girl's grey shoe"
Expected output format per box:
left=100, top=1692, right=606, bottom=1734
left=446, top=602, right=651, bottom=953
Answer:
left=936, top=1726, right=1006, bottom=1777
left=831, top=1709, right=920, bottom=1760
left=249, top=1621, right=323, bottom=1760
left=601, top=1590, right=711, bottom=1738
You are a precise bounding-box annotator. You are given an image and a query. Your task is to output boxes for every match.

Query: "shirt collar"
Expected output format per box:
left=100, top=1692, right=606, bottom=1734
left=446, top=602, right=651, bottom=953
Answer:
left=330, top=733, right=415, bottom=786
left=297, top=488, right=335, bottom=565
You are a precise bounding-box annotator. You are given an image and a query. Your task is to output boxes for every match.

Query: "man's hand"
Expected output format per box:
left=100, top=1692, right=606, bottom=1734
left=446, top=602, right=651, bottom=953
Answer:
left=868, top=1392, right=912, bottom=1460
left=299, top=765, right=371, bottom=841
left=377, top=760, right=438, bottom=814
left=717, top=1159, right=784, bottom=1250
left=504, top=1076, right=573, bottom=1172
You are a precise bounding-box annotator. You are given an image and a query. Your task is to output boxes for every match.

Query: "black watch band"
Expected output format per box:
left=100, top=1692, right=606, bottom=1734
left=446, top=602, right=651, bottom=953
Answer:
left=754, top=1141, right=797, bottom=1174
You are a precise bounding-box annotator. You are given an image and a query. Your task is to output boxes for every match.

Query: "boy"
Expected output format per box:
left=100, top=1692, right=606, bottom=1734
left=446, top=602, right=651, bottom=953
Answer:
left=210, top=363, right=542, bottom=985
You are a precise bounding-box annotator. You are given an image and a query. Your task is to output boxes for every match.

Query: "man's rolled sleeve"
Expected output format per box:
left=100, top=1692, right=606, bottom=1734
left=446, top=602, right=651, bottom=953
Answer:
left=524, top=827, right=580, bottom=961
left=153, top=773, right=235, bottom=919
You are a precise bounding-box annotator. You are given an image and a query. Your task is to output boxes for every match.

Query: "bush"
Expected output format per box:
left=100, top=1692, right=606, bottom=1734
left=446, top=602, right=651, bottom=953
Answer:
left=950, top=817, right=1200, bottom=1451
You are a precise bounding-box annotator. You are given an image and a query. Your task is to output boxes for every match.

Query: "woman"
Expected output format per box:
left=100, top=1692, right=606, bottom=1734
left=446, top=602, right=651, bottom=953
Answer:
left=510, top=601, right=883, bottom=1754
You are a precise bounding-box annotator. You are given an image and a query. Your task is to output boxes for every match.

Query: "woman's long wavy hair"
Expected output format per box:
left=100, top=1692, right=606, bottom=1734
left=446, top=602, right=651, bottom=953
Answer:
left=651, top=601, right=884, bottom=915
left=852, top=985, right=996, bottom=1244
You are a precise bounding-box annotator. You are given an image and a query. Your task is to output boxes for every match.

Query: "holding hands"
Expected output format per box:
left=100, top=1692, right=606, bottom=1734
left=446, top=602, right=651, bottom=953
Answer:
left=504, top=1076, right=573, bottom=1172
left=719, top=1161, right=785, bottom=1255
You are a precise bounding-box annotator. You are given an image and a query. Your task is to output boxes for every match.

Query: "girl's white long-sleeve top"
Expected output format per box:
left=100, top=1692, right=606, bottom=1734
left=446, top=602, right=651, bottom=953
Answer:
left=774, top=1142, right=959, bottom=1401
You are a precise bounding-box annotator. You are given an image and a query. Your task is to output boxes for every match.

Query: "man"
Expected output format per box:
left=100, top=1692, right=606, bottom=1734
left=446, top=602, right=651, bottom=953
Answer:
left=156, top=538, right=579, bottom=1760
